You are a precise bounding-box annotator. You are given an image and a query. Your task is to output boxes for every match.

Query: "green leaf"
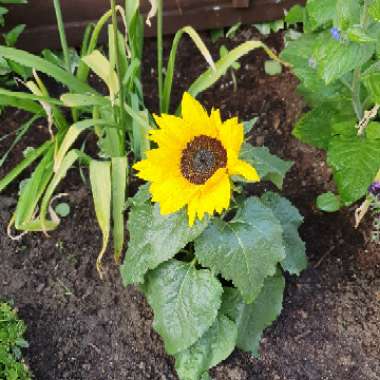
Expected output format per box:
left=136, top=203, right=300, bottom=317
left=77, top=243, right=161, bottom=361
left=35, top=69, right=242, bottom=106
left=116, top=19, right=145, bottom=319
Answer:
left=369, top=0, right=380, bottom=21
left=0, top=46, right=95, bottom=94
left=142, top=259, right=223, bottom=355
left=347, top=25, right=376, bottom=43
left=366, top=122, right=380, bottom=140
left=336, top=0, right=360, bottom=31
left=264, top=60, right=282, bottom=76
left=314, top=39, right=375, bottom=84
left=174, top=315, right=237, bottom=380
left=111, top=156, right=128, bottom=263
left=3, top=24, right=25, bottom=47
left=194, top=197, right=285, bottom=303
left=55, top=202, right=71, bottom=218
left=316, top=192, right=341, bottom=212
left=120, top=187, right=208, bottom=285
left=293, top=102, right=355, bottom=150
left=261, top=192, right=307, bottom=275
left=327, top=136, right=380, bottom=204
left=285, top=5, right=305, bottom=25
left=304, top=0, right=336, bottom=31
left=221, top=271, right=285, bottom=356
left=362, top=70, right=380, bottom=104
left=240, top=144, right=293, bottom=189
left=89, top=160, right=111, bottom=275
left=188, top=40, right=285, bottom=99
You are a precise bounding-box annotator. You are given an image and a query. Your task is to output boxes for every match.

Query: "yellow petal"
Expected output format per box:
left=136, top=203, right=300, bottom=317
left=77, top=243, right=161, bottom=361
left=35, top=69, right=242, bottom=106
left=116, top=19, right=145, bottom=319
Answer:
left=229, top=159, right=260, bottom=182
left=181, top=92, right=218, bottom=137
left=218, top=117, right=244, bottom=154
left=186, top=168, right=231, bottom=225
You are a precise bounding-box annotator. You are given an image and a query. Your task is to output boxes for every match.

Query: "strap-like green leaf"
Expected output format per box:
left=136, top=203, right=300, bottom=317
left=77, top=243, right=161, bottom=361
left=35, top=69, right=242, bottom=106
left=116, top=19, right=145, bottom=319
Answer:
left=111, top=156, right=128, bottom=263
left=194, top=197, right=285, bottom=303
left=89, top=160, right=112, bottom=277
left=142, top=259, right=223, bottom=355
left=0, top=46, right=95, bottom=93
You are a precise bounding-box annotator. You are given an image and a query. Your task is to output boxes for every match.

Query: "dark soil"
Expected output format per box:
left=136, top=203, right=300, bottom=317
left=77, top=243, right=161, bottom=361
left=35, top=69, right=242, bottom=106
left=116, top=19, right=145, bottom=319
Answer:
left=1, top=27, right=379, bottom=380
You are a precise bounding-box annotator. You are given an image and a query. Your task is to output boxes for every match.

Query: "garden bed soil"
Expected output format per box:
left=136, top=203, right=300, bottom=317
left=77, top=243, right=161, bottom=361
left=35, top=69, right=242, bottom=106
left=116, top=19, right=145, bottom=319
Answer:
left=1, top=28, right=380, bottom=380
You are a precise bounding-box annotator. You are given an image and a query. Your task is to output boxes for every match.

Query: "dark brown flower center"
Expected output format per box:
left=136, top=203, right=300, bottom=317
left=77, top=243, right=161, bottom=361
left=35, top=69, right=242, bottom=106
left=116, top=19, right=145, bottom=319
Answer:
left=181, top=135, right=227, bottom=185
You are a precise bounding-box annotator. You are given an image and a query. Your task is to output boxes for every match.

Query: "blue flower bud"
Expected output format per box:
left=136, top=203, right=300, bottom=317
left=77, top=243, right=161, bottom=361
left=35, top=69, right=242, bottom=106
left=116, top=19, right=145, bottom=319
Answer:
left=330, top=27, right=341, bottom=41
left=368, top=181, right=380, bottom=196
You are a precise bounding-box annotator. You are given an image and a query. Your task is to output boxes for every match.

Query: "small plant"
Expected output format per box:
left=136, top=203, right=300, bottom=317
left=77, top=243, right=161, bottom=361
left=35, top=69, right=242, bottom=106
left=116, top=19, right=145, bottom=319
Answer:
left=121, top=93, right=307, bottom=380
left=0, top=302, right=32, bottom=380
left=281, top=0, right=380, bottom=214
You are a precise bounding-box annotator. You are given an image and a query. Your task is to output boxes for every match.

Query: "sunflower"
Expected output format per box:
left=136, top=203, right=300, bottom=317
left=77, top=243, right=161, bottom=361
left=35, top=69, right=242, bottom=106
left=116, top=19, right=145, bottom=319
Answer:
left=133, top=92, right=260, bottom=225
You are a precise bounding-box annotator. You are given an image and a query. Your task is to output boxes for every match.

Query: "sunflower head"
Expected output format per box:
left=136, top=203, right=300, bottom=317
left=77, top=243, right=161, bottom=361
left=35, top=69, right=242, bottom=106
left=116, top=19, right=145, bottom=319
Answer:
left=133, top=92, right=260, bottom=225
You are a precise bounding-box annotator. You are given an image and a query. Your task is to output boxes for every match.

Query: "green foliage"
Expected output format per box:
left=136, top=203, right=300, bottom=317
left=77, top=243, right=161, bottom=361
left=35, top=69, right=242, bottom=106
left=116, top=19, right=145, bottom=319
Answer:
left=194, top=197, right=285, bottom=304
left=141, top=259, right=223, bottom=355
left=121, top=187, right=208, bottom=285
left=122, top=172, right=306, bottom=378
left=0, top=302, right=32, bottom=380
left=221, top=271, right=285, bottom=356
left=282, top=0, right=380, bottom=210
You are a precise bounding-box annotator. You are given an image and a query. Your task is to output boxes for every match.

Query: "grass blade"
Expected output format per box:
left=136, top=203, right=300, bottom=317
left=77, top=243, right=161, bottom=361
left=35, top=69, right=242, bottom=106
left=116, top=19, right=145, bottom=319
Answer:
left=188, top=40, right=289, bottom=99
left=89, top=159, right=111, bottom=278
left=162, top=26, right=215, bottom=113
left=0, top=46, right=96, bottom=93
left=111, top=156, right=128, bottom=263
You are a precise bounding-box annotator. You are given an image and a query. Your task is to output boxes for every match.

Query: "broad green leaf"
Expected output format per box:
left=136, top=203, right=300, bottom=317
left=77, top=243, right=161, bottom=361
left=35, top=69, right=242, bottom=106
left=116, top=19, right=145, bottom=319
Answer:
left=240, top=144, right=293, bottom=189
left=336, top=0, right=360, bottom=31
left=347, top=25, right=376, bottom=43
left=120, top=187, right=208, bottom=285
left=175, top=315, right=237, bottom=380
left=82, top=50, right=119, bottom=99
left=261, top=192, right=307, bottom=275
left=0, top=46, right=95, bottom=94
left=194, top=197, right=285, bottom=303
left=284, top=5, right=305, bottom=25
left=316, top=192, right=342, bottom=212
left=314, top=39, right=375, bottom=84
left=111, top=156, right=128, bottom=263
left=362, top=70, right=380, bottom=104
left=293, top=102, right=355, bottom=150
left=366, top=122, right=380, bottom=140
left=369, top=0, right=380, bottom=21
left=89, top=160, right=111, bottom=276
left=221, top=271, right=285, bottom=356
left=327, top=136, right=380, bottom=204
left=305, top=0, right=336, bottom=31
left=142, top=259, right=223, bottom=355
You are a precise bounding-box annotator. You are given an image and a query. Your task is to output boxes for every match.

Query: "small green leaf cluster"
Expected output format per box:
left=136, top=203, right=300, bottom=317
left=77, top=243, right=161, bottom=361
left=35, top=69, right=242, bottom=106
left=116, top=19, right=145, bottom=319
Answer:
left=121, top=150, right=307, bottom=380
left=282, top=0, right=380, bottom=211
left=0, top=0, right=28, bottom=92
left=0, top=302, right=32, bottom=380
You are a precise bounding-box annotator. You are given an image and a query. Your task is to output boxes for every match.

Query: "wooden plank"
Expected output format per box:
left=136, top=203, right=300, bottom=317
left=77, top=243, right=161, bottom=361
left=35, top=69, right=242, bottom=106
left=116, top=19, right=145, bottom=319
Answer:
left=3, top=0, right=305, bottom=52
left=232, top=0, right=250, bottom=8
